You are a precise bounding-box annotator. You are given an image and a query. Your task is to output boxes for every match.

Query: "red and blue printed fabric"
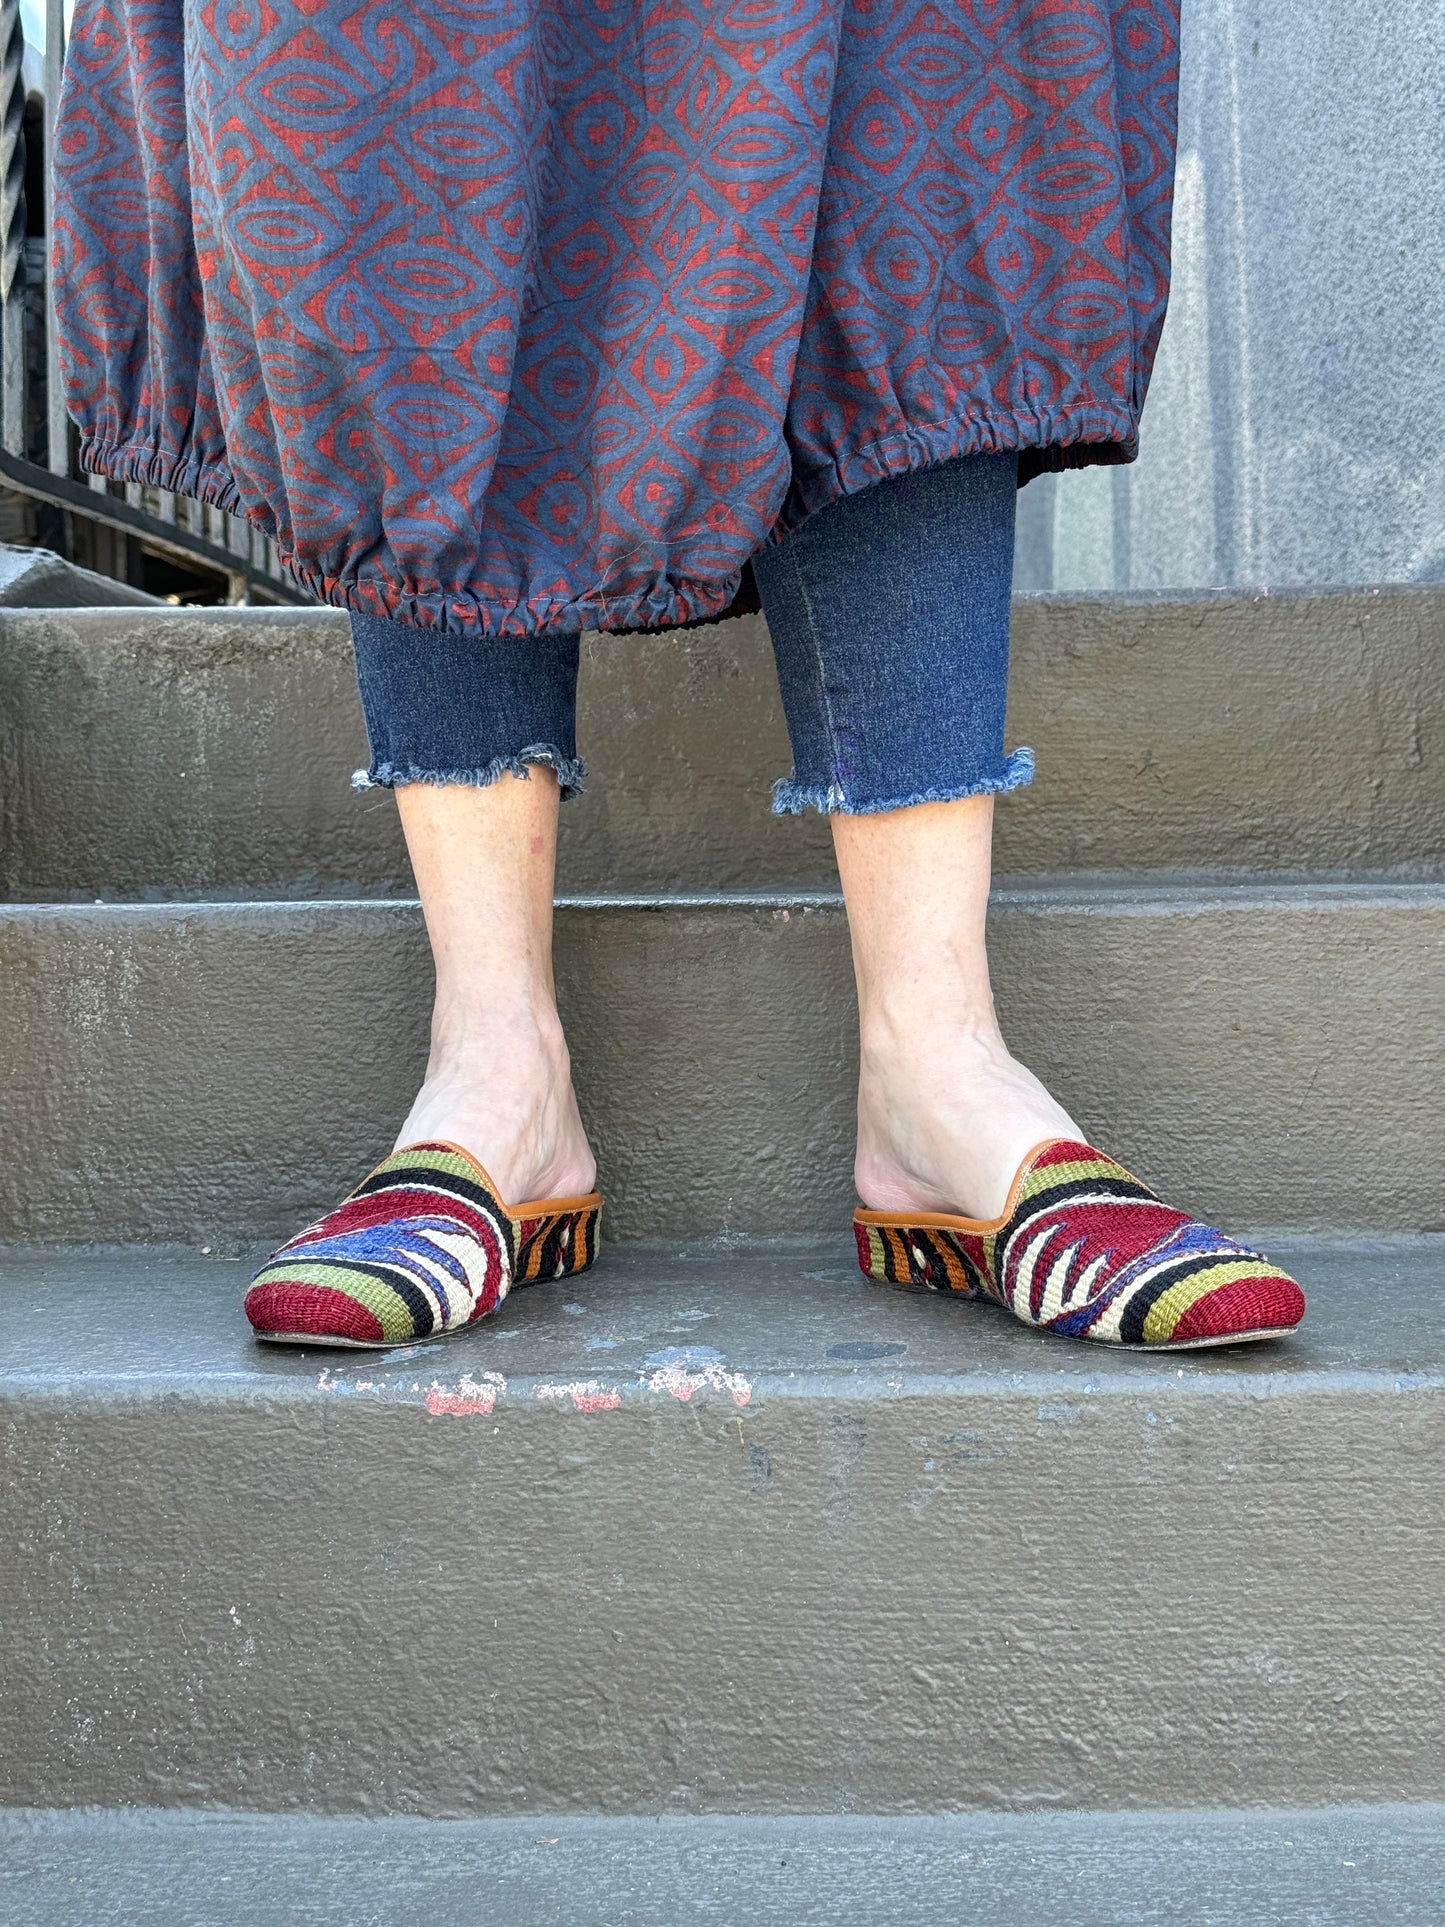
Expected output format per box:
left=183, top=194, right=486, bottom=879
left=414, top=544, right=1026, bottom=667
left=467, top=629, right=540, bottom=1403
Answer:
left=52, top=0, right=1179, bottom=635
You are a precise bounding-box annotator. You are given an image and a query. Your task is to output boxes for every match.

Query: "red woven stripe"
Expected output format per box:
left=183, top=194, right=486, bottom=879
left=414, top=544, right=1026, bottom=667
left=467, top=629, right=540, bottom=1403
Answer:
left=1171, top=1274, right=1306, bottom=1342
left=1018, top=1198, right=1192, bottom=1270
left=1030, top=1139, right=1107, bottom=1174
left=245, top=1281, right=385, bottom=1342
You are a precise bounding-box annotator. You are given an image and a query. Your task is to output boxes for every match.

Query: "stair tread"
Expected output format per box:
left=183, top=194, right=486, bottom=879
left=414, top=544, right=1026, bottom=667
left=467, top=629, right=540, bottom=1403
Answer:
left=5, top=1237, right=1441, bottom=1814
left=5, top=871, right=1445, bottom=914
left=2, top=1237, right=1440, bottom=1399
left=2, top=1803, right=1443, bottom=1926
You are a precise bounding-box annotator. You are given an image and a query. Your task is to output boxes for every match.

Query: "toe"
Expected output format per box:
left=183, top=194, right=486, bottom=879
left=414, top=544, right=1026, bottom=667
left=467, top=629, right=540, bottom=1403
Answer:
left=244, top=1278, right=387, bottom=1344
left=1168, top=1268, right=1306, bottom=1345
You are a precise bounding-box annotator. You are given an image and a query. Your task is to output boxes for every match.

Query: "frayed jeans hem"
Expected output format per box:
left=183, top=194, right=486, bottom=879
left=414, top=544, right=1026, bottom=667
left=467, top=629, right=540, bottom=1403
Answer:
left=770, top=746, right=1034, bottom=817
left=352, top=747, right=587, bottom=802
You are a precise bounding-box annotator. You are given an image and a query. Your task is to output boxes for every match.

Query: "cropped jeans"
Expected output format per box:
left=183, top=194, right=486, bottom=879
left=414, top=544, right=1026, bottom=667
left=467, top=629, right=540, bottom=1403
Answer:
left=352, top=453, right=1033, bottom=816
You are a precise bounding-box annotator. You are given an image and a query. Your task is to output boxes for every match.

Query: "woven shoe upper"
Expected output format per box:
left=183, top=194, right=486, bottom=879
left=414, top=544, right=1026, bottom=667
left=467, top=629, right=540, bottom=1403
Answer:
left=956, top=1140, right=1304, bottom=1345
left=244, top=1143, right=515, bottom=1344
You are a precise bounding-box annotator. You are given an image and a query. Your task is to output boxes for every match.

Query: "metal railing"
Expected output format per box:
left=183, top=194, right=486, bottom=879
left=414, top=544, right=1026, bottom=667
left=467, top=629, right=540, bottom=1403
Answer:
left=0, top=0, right=306, bottom=602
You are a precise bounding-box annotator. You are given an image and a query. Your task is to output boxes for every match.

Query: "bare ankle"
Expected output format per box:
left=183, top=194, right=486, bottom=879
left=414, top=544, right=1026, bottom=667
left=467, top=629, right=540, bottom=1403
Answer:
left=860, top=1006, right=1008, bottom=1082
left=854, top=1030, right=1078, bottom=1219
left=397, top=996, right=595, bottom=1204
left=428, top=990, right=568, bottom=1070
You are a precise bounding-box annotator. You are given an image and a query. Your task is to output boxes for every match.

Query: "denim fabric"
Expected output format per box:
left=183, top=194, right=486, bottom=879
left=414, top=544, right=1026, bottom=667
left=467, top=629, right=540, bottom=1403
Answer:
left=753, top=452, right=1031, bottom=814
left=351, top=620, right=585, bottom=802
left=351, top=453, right=1031, bottom=816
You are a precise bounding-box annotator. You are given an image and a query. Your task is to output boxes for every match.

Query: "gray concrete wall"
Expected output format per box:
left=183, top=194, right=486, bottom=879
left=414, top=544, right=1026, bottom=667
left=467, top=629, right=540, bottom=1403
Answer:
left=1016, top=0, right=1445, bottom=594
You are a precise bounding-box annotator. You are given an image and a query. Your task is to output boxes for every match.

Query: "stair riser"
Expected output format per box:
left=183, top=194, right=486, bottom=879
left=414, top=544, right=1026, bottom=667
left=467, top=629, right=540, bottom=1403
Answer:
left=3, top=1371, right=1441, bottom=1813
left=0, top=891, right=1439, bottom=1243
left=8, top=1805, right=1445, bottom=1927
left=2, top=587, right=1441, bottom=898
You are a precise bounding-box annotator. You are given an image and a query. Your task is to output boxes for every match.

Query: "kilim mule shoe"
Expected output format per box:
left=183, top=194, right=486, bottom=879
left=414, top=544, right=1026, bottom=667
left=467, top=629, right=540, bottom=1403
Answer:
left=854, top=1138, right=1304, bottom=1349
left=245, top=1140, right=602, bottom=1347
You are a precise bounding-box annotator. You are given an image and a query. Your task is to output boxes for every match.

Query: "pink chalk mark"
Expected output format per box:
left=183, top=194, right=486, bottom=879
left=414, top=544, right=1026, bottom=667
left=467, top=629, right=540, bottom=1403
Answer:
left=424, top=1370, right=505, bottom=1418
left=536, top=1379, right=623, bottom=1413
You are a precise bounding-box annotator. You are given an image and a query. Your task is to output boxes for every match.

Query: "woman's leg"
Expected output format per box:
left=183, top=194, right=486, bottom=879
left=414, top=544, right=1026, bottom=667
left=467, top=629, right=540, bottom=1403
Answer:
left=244, top=621, right=597, bottom=1347
left=753, top=453, right=1074, bottom=1220
left=833, top=792, right=1075, bottom=1220
left=350, top=617, right=595, bottom=1205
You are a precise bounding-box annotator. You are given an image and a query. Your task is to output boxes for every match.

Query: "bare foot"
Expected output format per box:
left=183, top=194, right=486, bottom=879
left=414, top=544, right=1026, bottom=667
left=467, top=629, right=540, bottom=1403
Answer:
left=831, top=792, right=1081, bottom=1223
left=395, top=1006, right=596, bottom=1206
left=386, top=772, right=595, bottom=1207
left=855, top=1010, right=1079, bottom=1221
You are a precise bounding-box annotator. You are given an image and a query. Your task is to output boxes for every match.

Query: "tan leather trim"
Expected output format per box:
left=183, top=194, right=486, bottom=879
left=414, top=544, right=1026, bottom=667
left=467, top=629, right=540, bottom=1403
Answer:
left=387, top=1137, right=505, bottom=1200
left=509, top=1190, right=605, bottom=1219
left=852, top=1136, right=1076, bottom=1236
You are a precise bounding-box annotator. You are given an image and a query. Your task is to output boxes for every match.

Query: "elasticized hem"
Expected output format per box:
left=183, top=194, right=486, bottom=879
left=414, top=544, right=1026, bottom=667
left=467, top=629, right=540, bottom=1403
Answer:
left=80, top=398, right=1137, bottom=636
left=771, top=747, right=1034, bottom=818
left=773, top=406, right=1138, bottom=544
left=79, top=438, right=247, bottom=518
left=352, top=747, right=587, bottom=803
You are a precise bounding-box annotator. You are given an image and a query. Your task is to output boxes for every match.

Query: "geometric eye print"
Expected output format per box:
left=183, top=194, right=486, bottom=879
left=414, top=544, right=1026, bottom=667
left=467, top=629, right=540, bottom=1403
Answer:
left=52, top=0, right=1178, bottom=636
left=780, top=1, right=1180, bottom=526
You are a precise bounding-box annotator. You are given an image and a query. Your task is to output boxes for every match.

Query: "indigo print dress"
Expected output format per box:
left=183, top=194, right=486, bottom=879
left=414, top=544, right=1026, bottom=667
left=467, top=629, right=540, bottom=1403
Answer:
left=52, top=1, right=1180, bottom=635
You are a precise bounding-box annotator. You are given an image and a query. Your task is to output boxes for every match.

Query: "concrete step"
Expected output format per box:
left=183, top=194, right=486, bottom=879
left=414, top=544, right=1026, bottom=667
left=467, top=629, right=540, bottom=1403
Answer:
left=1, top=1236, right=1441, bottom=1819
left=0, top=543, right=161, bottom=609
left=1, top=879, right=1440, bottom=1245
left=3, top=1806, right=1443, bottom=1926
left=2, top=586, right=1440, bottom=900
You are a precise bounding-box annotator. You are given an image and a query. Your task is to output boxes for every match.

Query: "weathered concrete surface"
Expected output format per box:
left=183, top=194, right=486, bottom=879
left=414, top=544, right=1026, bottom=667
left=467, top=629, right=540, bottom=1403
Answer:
left=0, top=882, right=1440, bottom=1244
left=0, top=543, right=160, bottom=609
left=1018, top=0, right=1445, bottom=594
left=2, top=588, right=1440, bottom=899
left=0, top=605, right=394, bottom=903
left=3, top=1807, right=1444, bottom=1927
left=1, top=1239, right=1442, bottom=1815
left=1001, top=587, right=1445, bottom=877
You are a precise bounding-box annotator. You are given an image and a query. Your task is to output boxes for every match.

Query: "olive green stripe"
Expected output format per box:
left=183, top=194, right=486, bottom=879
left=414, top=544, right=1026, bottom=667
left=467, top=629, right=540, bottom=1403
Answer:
left=370, top=1147, right=488, bottom=1189
left=1018, top=1155, right=1136, bottom=1201
left=1141, top=1259, right=1292, bottom=1344
left=249, top=1259, right=421, bottom=1339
